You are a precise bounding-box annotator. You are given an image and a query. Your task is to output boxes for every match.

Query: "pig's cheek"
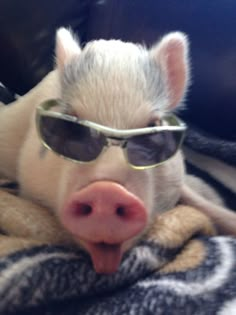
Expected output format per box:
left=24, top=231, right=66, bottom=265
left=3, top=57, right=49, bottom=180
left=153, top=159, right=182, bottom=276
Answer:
left=56, top=163, right=90, bottom=211
left=125, top=169, right=155, bottom=222
left=18, top=125, right=63, bottom=210
left=56, top=164, right=74, bottom=211
left=153, top=152, right=185, bottom=212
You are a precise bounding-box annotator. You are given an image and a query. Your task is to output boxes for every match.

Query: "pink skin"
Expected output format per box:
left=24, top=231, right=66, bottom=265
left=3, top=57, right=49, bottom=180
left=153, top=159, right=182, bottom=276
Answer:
left=60, top=181, right=147, bottom=274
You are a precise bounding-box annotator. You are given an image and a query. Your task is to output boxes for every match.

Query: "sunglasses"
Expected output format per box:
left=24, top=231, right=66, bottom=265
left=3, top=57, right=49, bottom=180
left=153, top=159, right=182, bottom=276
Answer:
left=36, top=99, right=186, bottom=170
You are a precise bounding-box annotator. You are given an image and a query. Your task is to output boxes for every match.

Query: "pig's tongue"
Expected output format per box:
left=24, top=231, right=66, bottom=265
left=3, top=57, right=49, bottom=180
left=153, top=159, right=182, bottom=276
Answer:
left=87, top=242, right=122, bottom=274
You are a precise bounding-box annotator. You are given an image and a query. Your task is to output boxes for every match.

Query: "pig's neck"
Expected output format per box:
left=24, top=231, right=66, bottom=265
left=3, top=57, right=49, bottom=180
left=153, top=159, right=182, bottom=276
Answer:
left=0, top=70, right=60, bottom=180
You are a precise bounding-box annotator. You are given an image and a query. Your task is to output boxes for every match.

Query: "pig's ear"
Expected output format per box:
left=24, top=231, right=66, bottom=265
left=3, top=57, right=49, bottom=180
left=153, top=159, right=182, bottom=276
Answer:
left=56, top=28, right=81, bottom=70
left=150, top=32, right=190, bottom=109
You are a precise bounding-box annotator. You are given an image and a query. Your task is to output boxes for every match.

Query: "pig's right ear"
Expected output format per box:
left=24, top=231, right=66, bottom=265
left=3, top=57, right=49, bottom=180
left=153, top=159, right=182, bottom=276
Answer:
left=150, top=32, right=190, bottom=109
left=56, top=28, right=81, bottom=70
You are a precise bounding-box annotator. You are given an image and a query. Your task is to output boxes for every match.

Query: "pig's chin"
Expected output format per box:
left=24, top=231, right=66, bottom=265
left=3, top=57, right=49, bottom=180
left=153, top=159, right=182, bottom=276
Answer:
left=84, top=241, right=123, bottom=274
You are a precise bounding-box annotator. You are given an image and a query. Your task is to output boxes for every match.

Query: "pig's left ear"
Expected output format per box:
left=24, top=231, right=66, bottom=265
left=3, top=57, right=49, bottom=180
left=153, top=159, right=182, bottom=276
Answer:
left=150, top=32, right=190, bottom=109
left=55, top=28, right=81, bottom=70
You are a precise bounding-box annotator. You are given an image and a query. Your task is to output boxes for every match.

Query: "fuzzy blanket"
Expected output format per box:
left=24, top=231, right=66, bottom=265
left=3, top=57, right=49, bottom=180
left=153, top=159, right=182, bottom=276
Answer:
left=0, top=182, right=236, bottom=315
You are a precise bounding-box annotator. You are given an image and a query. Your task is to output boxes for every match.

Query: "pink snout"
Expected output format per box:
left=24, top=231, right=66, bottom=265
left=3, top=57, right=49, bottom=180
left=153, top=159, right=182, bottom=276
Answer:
left=60, top=181, right=147, bottom=274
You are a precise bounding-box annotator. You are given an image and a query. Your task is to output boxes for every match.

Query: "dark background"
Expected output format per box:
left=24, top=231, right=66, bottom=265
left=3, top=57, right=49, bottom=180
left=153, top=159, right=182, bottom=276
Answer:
left=0, top=0, right=236, bottom=140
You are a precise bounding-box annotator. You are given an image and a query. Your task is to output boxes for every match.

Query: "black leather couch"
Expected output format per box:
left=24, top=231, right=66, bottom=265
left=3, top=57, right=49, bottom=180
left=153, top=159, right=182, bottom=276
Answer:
left=0, top=0, right=236, bottom=140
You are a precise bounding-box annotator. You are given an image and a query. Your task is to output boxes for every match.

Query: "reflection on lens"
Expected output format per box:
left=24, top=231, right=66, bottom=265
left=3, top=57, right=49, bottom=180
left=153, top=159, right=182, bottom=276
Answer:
left=127, top=131, right=183, bottom=167
left=39, top=116, right=106, bottom=161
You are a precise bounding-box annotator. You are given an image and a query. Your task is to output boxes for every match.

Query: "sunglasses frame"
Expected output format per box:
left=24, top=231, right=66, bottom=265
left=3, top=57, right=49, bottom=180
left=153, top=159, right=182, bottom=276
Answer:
left=36, top=99, right=187, bottom=170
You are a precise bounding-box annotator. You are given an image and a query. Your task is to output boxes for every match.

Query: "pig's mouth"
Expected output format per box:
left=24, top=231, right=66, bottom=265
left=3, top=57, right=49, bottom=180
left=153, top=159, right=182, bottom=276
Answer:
left=84, top=241, right=122, bottom=274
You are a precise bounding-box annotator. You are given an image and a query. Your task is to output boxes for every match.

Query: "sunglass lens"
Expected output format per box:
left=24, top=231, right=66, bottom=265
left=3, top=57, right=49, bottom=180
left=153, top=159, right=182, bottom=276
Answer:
left=127, top=131, right=183, bottom=167
left=39, top=116, right=106, bottom=161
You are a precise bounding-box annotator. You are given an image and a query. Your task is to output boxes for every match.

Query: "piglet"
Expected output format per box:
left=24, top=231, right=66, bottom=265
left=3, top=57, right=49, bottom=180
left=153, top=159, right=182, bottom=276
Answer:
left=0, top=28, right=235, bottom=274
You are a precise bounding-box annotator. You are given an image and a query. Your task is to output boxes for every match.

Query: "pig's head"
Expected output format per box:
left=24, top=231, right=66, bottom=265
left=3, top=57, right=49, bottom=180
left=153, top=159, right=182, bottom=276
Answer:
left=18, top=28, right=190, bottom=273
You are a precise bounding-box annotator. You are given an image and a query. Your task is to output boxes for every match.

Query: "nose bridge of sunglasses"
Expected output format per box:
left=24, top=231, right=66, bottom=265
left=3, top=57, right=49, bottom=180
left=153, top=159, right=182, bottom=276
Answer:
left=105, top=137, right=127, bottom=148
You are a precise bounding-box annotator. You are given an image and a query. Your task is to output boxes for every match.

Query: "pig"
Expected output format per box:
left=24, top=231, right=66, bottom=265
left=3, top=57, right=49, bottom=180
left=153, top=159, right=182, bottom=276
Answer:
left=0, top=28, right=235, bottom=274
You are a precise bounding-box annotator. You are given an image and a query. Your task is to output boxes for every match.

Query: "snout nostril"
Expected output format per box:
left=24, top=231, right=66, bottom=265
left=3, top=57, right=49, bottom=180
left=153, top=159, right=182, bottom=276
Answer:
left=116, top=206, right=126, bottom=217
left=75, top=204, right=92, bottom=216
